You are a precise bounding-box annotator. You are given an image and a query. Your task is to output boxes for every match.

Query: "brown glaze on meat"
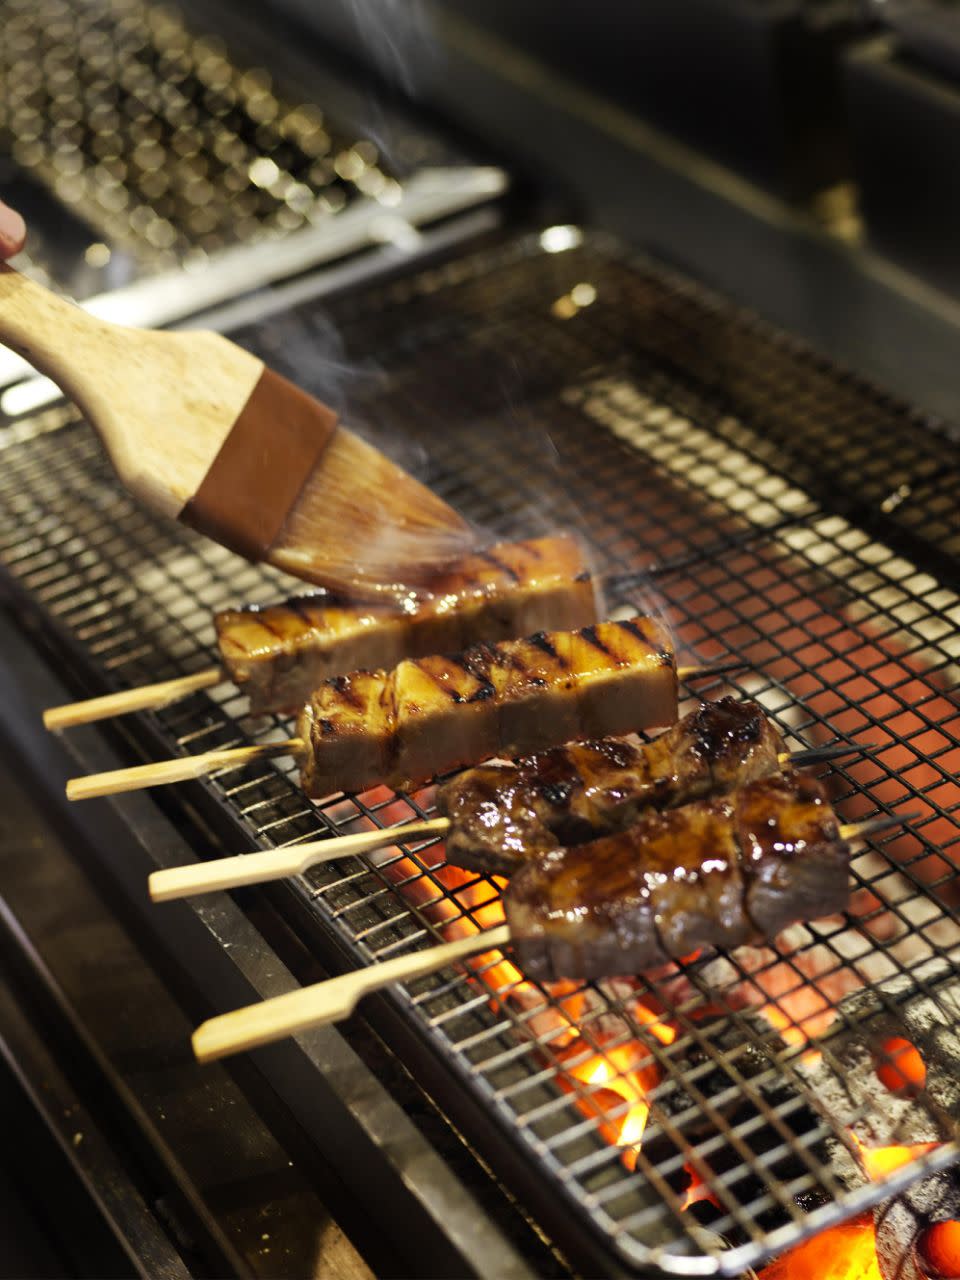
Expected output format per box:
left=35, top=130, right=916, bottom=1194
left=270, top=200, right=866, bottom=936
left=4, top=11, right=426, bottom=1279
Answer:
left=295, top=616, right=676, bottom=795
left=216, top=534, right=598, bottom=714
left=505, top=772, right=848, bottom=982
left=437, top=697, right=784, bottom=875
left=735, top=772, right=847, bottom=936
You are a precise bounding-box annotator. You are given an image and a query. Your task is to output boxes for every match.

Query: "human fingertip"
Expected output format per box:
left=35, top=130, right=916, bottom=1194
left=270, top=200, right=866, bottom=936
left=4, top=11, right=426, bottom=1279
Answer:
left=0, top=201, right=26, bottom=258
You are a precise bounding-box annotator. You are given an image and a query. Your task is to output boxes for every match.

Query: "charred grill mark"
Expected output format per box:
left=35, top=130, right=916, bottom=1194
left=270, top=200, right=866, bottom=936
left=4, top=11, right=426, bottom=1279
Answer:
left=580, top=625, right=612, bottom=658
left=460, top=643, right=497, bottom=678
left=422, top=661, right=465, bottom=703
left=619, top=619, right=657, bottom=655
left=500, top=647, right=532, bottom=672
left=252, top=614, right=292, bottom=643
left=417, top=654, right=494, bottom=704
left=287, top=598, right=320, bottom=626
left=326, top=674, right=368, bottom=710
left=592, top=736, right=641, bottom=769
left=478, top=549, right=522, bottom=583
left=454, top=649, right=496, bottom=688
left=530, top=632, right=564, bottom=663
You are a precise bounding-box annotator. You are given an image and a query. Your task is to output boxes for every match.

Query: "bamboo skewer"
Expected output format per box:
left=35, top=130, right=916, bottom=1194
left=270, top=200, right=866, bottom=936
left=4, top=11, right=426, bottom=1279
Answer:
left=44, top=666, right=225, bottom=731
left=189, top=815, right=911, bottom=1063
left=148, top=742, right=865, bottom=902
left=66, top=739, right=299, bottom=801
left=65, top=662, right=730, bottom=802
left=192, top=925, right=511, bottom=1063
left=149, top=818, right=449, bottom=902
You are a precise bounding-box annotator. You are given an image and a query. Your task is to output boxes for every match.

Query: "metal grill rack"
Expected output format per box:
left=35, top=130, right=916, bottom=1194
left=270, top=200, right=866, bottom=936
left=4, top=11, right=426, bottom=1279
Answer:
left=0, top=0, right=458, bottom=282
left=1, top=230, right=958, bottom=1276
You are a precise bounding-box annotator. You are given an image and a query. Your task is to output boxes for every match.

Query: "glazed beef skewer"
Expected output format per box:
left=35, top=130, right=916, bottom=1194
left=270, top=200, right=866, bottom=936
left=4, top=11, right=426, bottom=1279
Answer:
left=437, top=696, right=787, bottom=876
left=190, top=801, right=913, bottom=1062
left=505, top=771, right=850, bottom=983
left=148, top=700, right=858, bottom=903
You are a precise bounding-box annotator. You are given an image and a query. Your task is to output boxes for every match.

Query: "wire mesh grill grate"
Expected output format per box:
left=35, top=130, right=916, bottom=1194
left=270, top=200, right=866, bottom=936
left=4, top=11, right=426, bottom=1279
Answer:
left=1, top=232, right=958, bottom=1275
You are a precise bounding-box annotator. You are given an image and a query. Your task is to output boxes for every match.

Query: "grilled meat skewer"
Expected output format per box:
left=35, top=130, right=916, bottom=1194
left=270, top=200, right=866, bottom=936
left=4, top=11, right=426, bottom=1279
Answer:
left=218, top=533, right=598, bottom=714
left=149, top=703, right=859, bottom=903
left=68, top=616, right=678, bottom=800
left=297, top=617, right=676, bottom=795
left=45, top=535, right=598, bottom=728
left=437, top=696, right=785, bottom=875
left=190, top=806, right=912, bottom=1061
left=505, top=772, right=848, bottom=982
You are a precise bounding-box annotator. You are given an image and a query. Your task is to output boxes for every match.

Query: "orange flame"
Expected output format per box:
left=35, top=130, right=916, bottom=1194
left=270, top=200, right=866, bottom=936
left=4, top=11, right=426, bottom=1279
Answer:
left=759, top=1127, right=945, bottom=1278
left=850, top=1131, right=940, bottom=1181
left=680, top=1162, right=721, bottom=1213
left=561, top=1041, right=661, bottom=1168
left=757, top=1001, right=823, bottom=1069
left=386, top=837, right=671, bottom=1171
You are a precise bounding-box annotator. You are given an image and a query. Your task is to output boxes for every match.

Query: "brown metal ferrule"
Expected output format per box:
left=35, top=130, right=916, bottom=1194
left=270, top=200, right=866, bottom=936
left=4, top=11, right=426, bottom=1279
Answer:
left=181, top=367, right=338, bottom=561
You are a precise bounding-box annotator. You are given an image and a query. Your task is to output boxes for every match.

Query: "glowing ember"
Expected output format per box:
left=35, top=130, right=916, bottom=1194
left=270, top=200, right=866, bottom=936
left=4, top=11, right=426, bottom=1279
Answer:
left=759, top=1001, right=823, bottom=1070
left=875, top=1036, right=926, bottom=1095
left=680, top=1163, right=721, bottom=1213
left=378, top=818, right=942, bottom=1278
left=916, top=1220, right=960, bottom=1279
left=757, top=1214, right=882, bottom=1280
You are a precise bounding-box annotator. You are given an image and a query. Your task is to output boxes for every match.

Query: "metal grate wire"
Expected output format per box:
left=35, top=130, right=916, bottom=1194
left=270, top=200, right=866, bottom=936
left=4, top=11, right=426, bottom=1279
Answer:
left=1, top=231, right=958, bottom=1275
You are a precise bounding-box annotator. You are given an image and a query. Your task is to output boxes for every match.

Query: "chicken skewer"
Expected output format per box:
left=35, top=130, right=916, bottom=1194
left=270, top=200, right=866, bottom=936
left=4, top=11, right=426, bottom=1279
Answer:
left=149, top=699, right=862, bottom=902
left=190, top=804, right=911, bottom=1063
left=66, top=616, right=681, bottom=800
left=43, top=534, right=600, bottom=728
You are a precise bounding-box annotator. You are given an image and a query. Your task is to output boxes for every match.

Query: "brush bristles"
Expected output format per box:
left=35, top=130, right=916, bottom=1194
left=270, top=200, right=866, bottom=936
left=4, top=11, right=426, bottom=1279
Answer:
left=268, top=426, right=476, bottom=596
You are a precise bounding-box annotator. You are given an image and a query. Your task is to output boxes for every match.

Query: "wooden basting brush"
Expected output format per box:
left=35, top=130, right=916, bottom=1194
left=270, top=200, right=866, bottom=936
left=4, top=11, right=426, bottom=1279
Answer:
left=0, top=265, right=474, bottom=595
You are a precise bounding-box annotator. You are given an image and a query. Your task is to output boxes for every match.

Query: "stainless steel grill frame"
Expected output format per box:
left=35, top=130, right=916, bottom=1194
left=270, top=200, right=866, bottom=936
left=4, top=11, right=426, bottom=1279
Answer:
left=1, top=230, right=958, bottom=1277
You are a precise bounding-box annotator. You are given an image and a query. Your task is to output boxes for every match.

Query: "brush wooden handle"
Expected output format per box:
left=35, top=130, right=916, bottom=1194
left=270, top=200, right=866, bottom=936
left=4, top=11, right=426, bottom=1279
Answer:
left=193, top=924, right=511, bottom=1062
left=149, top=817, right=449, bottom=901
left=0, top=264, right=263, bottom=518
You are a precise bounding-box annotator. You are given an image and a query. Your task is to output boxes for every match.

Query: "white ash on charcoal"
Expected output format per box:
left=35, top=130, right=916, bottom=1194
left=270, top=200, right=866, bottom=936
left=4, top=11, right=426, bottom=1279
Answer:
left=815, top=962, right=960, bottom=1151
left=874, top=1169, right=960, bottom=1280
